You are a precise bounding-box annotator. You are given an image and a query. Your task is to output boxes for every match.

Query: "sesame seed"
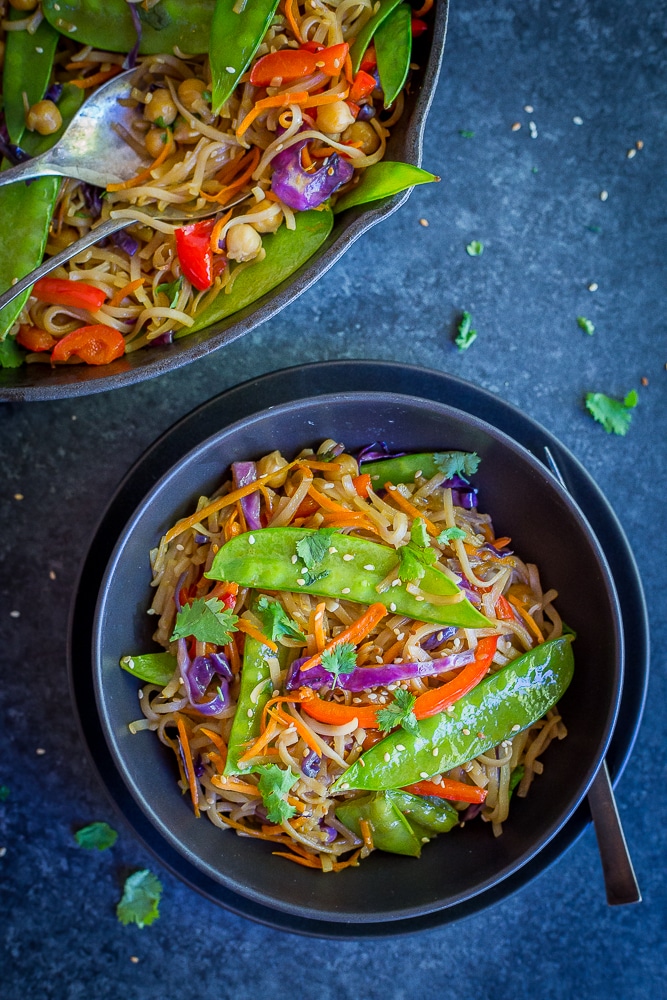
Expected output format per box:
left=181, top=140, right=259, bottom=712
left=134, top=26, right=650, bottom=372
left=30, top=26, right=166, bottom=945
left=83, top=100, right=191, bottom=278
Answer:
left=130, top=956, right=139, bottom=964
left=462, top=728, right=470, bottom=736
left=35, top=46, right=43, bottom=53
left=359, top=758, right=365, bottom=767
left=386, top=484, right=396, bottom=491
left=0, top=847, right=6, bottom=858
left=600, top=190, right=609, bottom=201
left=396, top=744, right=406, bottom=752
left=343, top=553, right=354, bottom=561
left=226, top=66, right=236, bottom=73
left=138, top=690, right=144, bottom=700
left=415, top=596, right=424, bottom=602
left=641, top=376, right=649, bottom=386
left=415, top=471, right=423, bottom=479
left=352, top=697, right=361, bottom=704
left=391, top=578, right=402, bottom=587
left=419, top=218, right=429, bottom=227
left=328, top=546, right=338, bottom=554
left=127, top=658, right=135, bottom=670
left=394, top=657, right=403, bottom=663
left=247, top=709, right=253, bottom=718
left=49, top=570, right=56, bottom=581
left=176, top=543, right=184, bottom=551
left=432, top=748, right=439, bottom=756
left=524, top=104, right=534, bottom=112
left=627, top=148, right=637, bottom=158
left=9, top=611, right=19, bottom=619
left=248, top=535, right=255, bottom=545
left=421, top=837, right=429, bottom=843
left=588, top=282, right=599, bottom=291
left=146, top=608, right=156, bottom=615
left=375, top=656, right=383, bottom=664
left=341, top=587, right=350, bottom=594
left=13, top=493, right=23, bottom=501
left=384, top=752, right=391, bottom=762
left=340, top=782, right=350, bottom=790
left=419, top=771, right=429, bottom=779
left=573, top=115, right=583, bottom=125
left=511, top=122, right=521, bottom=131
left=297, top=578, right=306, bottom=586
left=322, top=482, right=335, bottom=489
left=363, top=564, right=375, bottom=571
left=389, top=603, right=397, bottom=612
left=36, top=748, right=46, bottom=755
left=511, top=724, right=521, bottom=731
left=291, top=554, right=298, bottom=563
left=636, top=140, right=644, bottom=150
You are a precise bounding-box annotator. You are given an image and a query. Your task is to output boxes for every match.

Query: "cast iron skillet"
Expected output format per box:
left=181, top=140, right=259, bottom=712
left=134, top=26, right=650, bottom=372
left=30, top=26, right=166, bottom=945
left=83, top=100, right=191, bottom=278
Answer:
left=92, top=391, right=623, bottom=923
left=0, top=3, right=448, bottom=402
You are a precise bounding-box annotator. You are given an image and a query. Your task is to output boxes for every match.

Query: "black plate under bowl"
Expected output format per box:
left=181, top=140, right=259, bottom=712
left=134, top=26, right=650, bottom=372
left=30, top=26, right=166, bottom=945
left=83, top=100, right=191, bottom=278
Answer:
left=69, top=362, right=648, bottom=937
left=0, top=8, right=447, bottom=402
left=91, top=386, right=622, bottom=925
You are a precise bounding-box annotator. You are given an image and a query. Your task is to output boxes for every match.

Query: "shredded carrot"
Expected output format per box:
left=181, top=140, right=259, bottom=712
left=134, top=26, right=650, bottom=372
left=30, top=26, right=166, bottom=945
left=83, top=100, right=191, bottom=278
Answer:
left=236, top=717, right=282, bottom=766
left=226, top=634, right=241, bottom=674
left=382, top=638, right=403, bottom=663
left=217, top=814, right=294, bottom=845
left=297, top=459, right=344, bottom=473
left=384, top=483, right=439, bottom=536
left=413, top=0, right=434, bottom=14
left=203, top=147, right=261, bottom=204
left=298, top=602, right=387, bottom=672
left=260, top=691, right=312, bottom=733
left=331, top=848, right=362, bottom=871
left=209, top=208, right=233, bottom=253
left=207, top=580, right=239, bottom=604
left=176, top=717, right=200, bottom=818
left=276, top=705, right=321, bottom=756
left=359, top=818, right=374, bottom=852
left=65, top=59, right=96, bottom=70
left=304, top=86, right=350, bottom=110
left=507, top=594, right=545, bottom=642
left=236, top=90, right=310, bottom=138
left=236, top=618, right=278, bottom=652
left=210, top=775, right=261, bottom=795
left=235, top=499, right=248, bottom=534
left=223, top=506, right=239, bottom=542
left=283, top=0, right=304, bottom=44
left=108, top=277, right=144, bottom=308
left=69, top=65, right=122, bottom=89
left=107, top=131, right=175, bottom=191
left=307, top=483, right=365, bottom=516
left=343, top=52, right=354, bottom=83
left=199, top=727, right=228, bottom=765
left=311, top=601, right=327, bottom=652
left=273, top=850, right=322, bottom=868
left=319, top=513, right=379, bottom=534
left=301, top=144, right=315, bottom=169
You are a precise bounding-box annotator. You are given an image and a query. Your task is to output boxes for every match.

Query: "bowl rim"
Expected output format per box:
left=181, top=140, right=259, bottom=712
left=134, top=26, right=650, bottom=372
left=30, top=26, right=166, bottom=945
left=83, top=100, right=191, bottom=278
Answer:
left=91, top=388, right=625, bottom=922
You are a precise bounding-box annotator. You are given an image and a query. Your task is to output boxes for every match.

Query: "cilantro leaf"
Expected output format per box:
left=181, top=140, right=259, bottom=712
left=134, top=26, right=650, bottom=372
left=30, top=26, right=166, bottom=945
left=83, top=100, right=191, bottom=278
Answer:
left=376, top=689, right=419, bottom=735
left=170, top=597, right=238, bottom=645
left=295, top=529, right=337, bottom=584
left=156, top=276, right=183, bottom=308
left=321, top=642, right=357, bottom=688
left=74, top=822, right=118, bottom=851
left=437, top=526, right=467, bottom=544
left=253, top=764, right=298, bottom=823
left=0, top=785, right=9, bottom=802
left=577, top=316, right=595, bottom=335
left=433, top=451, right=481, bottom=481
left=0, top=337, right=25, bottom=369
left=585, top=390, right=637, bottom=436
left=410, top=517, right=430, bottom=548
left=116, top=869, right=163, bottom=928
left=455, top=311, right=477, bottom=351
left=255, top=596, right=305, bottom=643
left=465, top=240, right=484, bottom=257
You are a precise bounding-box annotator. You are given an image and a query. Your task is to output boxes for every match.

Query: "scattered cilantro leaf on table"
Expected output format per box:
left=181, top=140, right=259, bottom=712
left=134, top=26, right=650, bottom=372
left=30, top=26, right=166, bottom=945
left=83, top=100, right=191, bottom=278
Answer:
left=437, top=526, right=467, bottom=545
left=116, top=870, right=163, bottom=928
left=455, top=311, right=477, bottom=351
left=459, top=129, right=475, bottom=138
left=433, top=451, right=481, bottom=480
left=296, top=529, right=336, bottom=585
left=255, top=596, right=305, bottom=643
left=321, top=642, right=357, bottom=688
left=465, top=240, right=484, bottom=257
left=74, top=822, right=118, bottom=851
left=585, top=390, right=637, bottom=436
left=170, top=597, right=238, bottom=645
left=253, top=764, right=298, bottom=823
left=377, top=689, right=419, bottom=735
left=577, top=316, right=595, bottom=335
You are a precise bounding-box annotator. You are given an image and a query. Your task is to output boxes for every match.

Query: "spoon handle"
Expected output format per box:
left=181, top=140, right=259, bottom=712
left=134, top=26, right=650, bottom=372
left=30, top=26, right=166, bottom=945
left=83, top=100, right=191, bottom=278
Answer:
left=0, top=151, right=63, bottom=189
left=0, top=216, right=131, bottom=313
left=543, top=446, right=641, bottom=906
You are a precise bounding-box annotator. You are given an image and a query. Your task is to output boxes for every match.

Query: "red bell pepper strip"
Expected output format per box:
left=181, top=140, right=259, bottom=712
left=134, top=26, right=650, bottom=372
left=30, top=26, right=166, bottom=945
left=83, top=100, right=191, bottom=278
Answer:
left=250, top=43, right=349, bottom=86
left=349, top=70, right=376, bottom=103
left=301, top=695, right=381, bottom=730
left=315, top=42, right=349, bottom=76
left=50, top=324, right=125, bottom=365
left=411, top=18, right=428, bottom=37
left=495, top=595, right=516, bottom=621
left=360, top=47, right=377, bottom=72
left=300, top=40, right=324, bottom=53
left=403, top=778, right=488, bottom=804
left=32, top=277, right=107, bottom=311
left=16, top=325, right=56, bottom=352
left=175, top=219, right=217, bottom=291
left=413, top=635, right=499, bottom=720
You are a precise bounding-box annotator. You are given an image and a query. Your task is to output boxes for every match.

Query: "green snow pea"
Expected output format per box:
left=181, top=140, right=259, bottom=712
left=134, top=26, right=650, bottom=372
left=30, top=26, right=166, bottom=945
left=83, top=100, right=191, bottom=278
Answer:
left=333, top=162, right=439, bottom=215
left=207, top=527, right=490, bottom=629
left=0, top=85, right=84, bottom=342
left=374, top=3, right=412, bottom=108
left=360, top=453, right=449, bottom=487
left=387, top=789, right=459, bottom=833
left=349, top=0, right=404, bottom=74
left=336, top=792, right=428, bottom=857
left=225, top=611, right=290, bottom=774
left=210, top=0, right=281, bottom=115
left=331, top=636, right=574, bottom=792
left=119, top=651, right=178, bottom=686
left=3, top=10, right=59, bottom=144
left=42, top=0, right=214, bottom=54
left=182, top=207, right=334, bottom=336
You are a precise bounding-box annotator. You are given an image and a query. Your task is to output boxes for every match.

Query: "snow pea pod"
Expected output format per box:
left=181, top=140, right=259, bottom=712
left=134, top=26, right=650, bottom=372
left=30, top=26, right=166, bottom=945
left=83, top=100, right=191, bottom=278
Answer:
left=2, top=10, right=59, bottom=144
left=0, top=85, right=84, bottom=341
left=333, top=162, right=439, bottom=215
left=210, top=0, right=281, bottom=115
left=360, top=452, right=444, bottom=486
left=225, top=619, right=289, bottom=775
left=42, top=0, right=214, bottom=54
left=119, top=651, right=178, bottom=686
left=388, top=789, right=459, bottom=833
left=207, top=527, right=490, bottom=629
left=331, top=636, right=575, bottom=792
left=349, top=0, right=404, bottom=74
left=336, top=792, right=427, bottom=857
left=374, top=3, right=412, bottom=108
left=183, top=207, right=334, bottom=336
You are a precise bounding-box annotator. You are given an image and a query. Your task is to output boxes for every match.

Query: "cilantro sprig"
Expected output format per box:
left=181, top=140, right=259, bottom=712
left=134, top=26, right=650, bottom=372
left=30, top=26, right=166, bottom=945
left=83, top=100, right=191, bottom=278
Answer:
left=437, top=526, right=467, bottom=545
left=577, top=316, right=595, bottom=335
left=116, top=869, right=163, bottom=928
left=398, top=517, right=438, bottom=584
left=253, top=764, right=299, bottom=823
left=433, top=451, right=481, bottom=481
left=455, top=311, right=478, bottom=351
left=170, top=597, right=239, bottom=646
left=295, top=529, right=337, bottom=585
left=376, top=689, right=419, bottom=736
left=255, top=596, right=305, bottom=643
left=321, top=642, right=357, bottom=688
left=74, top=822, right=118, bottom=851
left=466, top=240, right=484, bottom=257
left=585, top=390, right=638, bottom=436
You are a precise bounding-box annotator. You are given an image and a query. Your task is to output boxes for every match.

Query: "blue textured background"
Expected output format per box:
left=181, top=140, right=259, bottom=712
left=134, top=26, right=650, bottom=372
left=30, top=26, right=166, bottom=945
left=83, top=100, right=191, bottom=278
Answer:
left=1, top=0, right=665, bottom=996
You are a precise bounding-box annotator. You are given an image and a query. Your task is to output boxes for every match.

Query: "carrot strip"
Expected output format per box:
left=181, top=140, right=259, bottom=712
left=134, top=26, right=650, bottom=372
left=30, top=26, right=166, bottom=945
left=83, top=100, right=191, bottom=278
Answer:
left=236, top=618, right=278, bottom=652
left=237, top=90, right=310, bottom=139
left=260, top=691, right=312, bottom=733
left=236, top=717, right=282, bottom=765
left=209, top=208, right=233, bottom=253
left=297, top=460, right=343, bottom=472
left=304, top=86, right=350, bottom=110
left=210, top=775, right=261, bottom=795
left=383, top=483, right=439, bottom=536
left=199, top=727, right=228, bottom=765
left=332, top=848, right=362, bottom=871
left=301, top=696, right=380, bottom=730
left=203, top=148, right=261, bottom=204
left=298, top=602, right=387, bottom=672
left=382, top=638, right=404, bottom=663
left=283, top=0, right=304, bottom=44
left=507, top=595, right=544, bottom=642
left=493, top=536, right=512, bottom=549
left=273, top=851, right=322, bottom=868
left=359, top=818, right=374, bottom=852
left=311, top=601, right=327, bottom=652
left=108, top=277, right=144, bottom=308
left=307, top=484, right=369, bottom=519
left=176, top=717, right=200, bottom=818
left=404, top=777, right=487, bottom=804
left=70, top=65, right=122, bottom=89
left=217, top=814, right=294, bottom=845
left=413, top=0, right=433, bottom=14
left=319, top=513, right=379, bottom=534
left=107, top=131, right=175, bottom=191
left=277, top=706, right=321, bottom=756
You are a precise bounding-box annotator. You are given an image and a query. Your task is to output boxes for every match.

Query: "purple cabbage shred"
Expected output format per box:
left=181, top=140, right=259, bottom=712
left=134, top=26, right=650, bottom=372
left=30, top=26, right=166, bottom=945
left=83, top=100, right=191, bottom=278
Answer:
left=271, top=140, right=354, bottom=211
left=124, top=0, right=142, bottom=69
left=232, top=461, right=262, bottom=530
left=112, top=228, right=139, bottom=256
left=148, top=330, right=174, bottom=347
left=285, top=650, right=475, bottom=693
left=44, top=82, right=63, bottom=104
left=357, top=441, right=407, bottom=464
left=301, top=749, right=321, bottom=778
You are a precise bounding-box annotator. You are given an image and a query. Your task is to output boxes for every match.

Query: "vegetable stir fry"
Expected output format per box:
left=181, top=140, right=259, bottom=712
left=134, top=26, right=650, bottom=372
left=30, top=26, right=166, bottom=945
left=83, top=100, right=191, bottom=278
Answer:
left=121, top=440, right=574, bottom=871
left=0, top=0, right=438, bottom=367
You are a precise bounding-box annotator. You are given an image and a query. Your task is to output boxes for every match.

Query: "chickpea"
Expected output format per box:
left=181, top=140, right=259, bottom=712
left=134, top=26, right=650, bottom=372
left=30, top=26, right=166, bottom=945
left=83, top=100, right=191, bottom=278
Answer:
left=144, top=126, right=171, bottom=159
left=252, top=199, right=282, bottom=234
left=172, top=119, right=201, bottom=144
left=9, top=0, right=39, bottom=10
left=143, top=89, right=178, bottom=127
left=226, top=224, right=262, bottom=262
left=316, top=100, right=356, bottom=136
left=25, top=100, right=62, bottom=136
left=341, top=120, right=381, bottom=155
left=177, top=78, right=212, bottom=120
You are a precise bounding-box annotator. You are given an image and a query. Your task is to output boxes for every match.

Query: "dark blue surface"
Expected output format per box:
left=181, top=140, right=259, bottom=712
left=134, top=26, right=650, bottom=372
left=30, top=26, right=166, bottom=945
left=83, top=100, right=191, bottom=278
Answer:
left=1, top=0, right=665, bottom=996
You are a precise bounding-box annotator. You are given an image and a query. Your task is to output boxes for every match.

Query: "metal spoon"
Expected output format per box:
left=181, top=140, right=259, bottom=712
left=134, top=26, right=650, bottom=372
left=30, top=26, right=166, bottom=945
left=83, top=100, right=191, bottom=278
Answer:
left=543, top=446, right=641, bottom=906
left=0, top=69, right=149, bottom=189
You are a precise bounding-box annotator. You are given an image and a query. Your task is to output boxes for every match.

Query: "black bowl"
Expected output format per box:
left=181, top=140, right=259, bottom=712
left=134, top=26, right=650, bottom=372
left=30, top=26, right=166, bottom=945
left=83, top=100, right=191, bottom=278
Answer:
left=0, top=7, right=448, bottom=403
left=92, top=391, right=623, bottom=925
